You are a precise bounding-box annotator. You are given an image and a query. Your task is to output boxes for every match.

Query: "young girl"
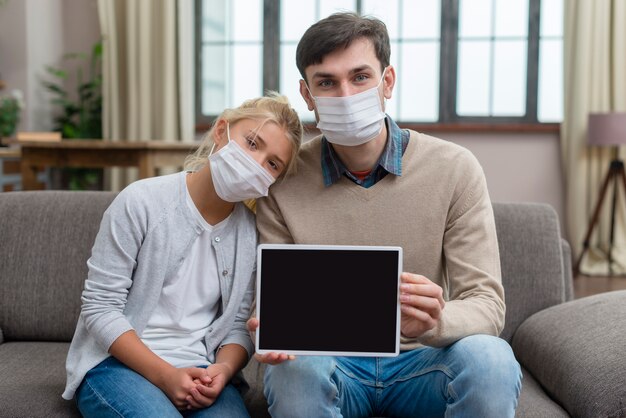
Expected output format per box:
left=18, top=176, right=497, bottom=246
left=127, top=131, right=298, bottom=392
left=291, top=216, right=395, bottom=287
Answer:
left=62, top=93, right=302, bottom=417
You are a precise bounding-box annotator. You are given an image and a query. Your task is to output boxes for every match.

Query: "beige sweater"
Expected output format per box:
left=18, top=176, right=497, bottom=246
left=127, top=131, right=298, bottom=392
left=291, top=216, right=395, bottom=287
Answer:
left=256, top=131, right=505, bottom=350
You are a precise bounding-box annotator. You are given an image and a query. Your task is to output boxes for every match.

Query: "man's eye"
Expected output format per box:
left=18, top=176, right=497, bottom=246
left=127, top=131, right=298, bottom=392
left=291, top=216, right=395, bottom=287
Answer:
left=318, top=80, right=333, bottom=88
left=355, top=74, right=369, bottom=82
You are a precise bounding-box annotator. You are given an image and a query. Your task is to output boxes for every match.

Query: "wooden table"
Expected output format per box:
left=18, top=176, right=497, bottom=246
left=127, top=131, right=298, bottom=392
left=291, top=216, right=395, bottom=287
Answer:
left=3, top=139, right=196, bottom=190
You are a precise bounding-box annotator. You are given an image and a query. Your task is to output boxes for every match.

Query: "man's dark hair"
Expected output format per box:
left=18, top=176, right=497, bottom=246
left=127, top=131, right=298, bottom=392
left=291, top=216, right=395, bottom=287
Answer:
left=296, top=12, right=391, bottom=83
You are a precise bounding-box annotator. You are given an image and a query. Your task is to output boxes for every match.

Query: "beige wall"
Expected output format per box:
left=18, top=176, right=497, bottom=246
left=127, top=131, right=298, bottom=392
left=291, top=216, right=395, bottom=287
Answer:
left=0, top=0, right=100, bottom=131
left=435, top=131, right=566, bottom=235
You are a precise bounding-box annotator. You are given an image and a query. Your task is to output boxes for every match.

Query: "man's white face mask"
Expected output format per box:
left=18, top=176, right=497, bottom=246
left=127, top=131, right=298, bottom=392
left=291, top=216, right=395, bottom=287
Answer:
left=305, top=68, right=387, bottom=146
left=208, top=123, right=275, bottom=202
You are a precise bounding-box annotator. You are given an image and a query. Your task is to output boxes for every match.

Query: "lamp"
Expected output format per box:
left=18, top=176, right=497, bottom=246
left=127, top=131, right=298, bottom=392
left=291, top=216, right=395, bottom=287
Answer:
left=575, top=112, right=626, bottom=276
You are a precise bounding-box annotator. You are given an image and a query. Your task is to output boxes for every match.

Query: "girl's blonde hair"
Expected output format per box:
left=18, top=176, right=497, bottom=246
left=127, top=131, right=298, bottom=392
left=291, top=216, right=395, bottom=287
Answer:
left=184, top=92, right=303, bottom=177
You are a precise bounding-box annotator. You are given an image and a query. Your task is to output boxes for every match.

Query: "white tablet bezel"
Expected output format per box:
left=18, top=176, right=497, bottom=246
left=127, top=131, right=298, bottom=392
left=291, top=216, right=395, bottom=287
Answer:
left=255, top=243, right=402, bottom=357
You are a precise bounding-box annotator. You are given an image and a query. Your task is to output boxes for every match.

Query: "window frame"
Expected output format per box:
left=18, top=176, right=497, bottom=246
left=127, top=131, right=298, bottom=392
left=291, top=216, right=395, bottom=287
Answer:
left=195, top=0, right=556, bottom=129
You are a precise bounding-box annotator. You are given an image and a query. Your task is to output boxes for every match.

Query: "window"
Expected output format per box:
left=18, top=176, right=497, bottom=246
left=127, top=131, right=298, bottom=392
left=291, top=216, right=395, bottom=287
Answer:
left=196, top=0, right=563, bottom=125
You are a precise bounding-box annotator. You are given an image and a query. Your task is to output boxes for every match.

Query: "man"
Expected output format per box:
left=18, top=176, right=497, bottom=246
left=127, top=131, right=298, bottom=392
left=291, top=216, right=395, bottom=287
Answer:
left=253, top=12, right=522, bottom=417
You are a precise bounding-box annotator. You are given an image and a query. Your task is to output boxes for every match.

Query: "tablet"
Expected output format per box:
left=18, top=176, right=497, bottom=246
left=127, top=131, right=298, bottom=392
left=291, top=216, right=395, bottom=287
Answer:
left=256, top=243, right=402, bottom=357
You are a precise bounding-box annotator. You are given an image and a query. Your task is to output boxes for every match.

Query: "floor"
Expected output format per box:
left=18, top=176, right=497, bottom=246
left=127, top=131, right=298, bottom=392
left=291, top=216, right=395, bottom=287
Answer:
left=574, top=274, right=626, bottom=298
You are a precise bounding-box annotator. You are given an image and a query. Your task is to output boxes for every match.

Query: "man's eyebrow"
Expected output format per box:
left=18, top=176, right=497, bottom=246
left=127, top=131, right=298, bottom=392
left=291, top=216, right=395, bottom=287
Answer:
left=310, top=65, right=376, bottom=80
left=252, top=132, right=287, bottom=167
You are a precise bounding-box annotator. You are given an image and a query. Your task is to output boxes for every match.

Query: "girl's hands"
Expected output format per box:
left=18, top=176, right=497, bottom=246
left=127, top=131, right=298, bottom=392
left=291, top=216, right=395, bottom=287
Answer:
left=158, top=367, right=211, bottom=410
left=185, top=363, right=232, bottom=409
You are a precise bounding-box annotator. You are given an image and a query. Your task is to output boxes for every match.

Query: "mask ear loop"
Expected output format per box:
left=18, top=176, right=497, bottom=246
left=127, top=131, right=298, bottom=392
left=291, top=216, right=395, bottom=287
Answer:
left=209, top=122, right=231, bottom=157
left=303, top=81, right=316, bottom=104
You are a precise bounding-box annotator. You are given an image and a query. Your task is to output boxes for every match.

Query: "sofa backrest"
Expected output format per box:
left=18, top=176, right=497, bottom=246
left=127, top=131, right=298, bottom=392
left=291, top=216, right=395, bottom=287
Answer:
left=493, top=202, right=571, bottom=342
left=0, top=191, right=116, bottom=342
left=0, top=192, right=571, bottom=346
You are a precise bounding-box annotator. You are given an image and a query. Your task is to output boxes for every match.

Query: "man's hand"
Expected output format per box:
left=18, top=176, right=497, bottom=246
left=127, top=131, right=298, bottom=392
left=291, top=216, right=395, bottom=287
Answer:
left=399, top=272, right=445, bottom=338
left=246, top=317, right=295, bottom=365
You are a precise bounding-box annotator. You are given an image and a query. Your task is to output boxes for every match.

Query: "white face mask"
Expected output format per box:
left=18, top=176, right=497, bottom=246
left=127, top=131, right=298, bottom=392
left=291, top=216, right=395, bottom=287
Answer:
left=306, top=68, right=387, bottom=146
left=208, top=124, right=275, bottom=202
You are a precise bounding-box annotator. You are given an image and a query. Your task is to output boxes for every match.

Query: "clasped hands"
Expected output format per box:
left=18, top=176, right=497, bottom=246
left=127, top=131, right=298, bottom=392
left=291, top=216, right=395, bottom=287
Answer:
left=248, top=272, right=445, bottom=366
left=161, top=362, right=232, bottom=411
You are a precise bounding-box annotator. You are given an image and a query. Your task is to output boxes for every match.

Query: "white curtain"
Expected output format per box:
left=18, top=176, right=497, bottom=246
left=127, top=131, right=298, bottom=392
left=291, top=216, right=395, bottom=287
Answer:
left=98, top=0, right=195, bottom=190
left=562, top=0, right=626, bottom=275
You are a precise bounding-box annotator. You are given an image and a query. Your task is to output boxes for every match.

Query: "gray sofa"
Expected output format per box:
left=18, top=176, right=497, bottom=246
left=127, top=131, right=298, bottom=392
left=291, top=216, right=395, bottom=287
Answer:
left=1, top=191, right=625, bottom=418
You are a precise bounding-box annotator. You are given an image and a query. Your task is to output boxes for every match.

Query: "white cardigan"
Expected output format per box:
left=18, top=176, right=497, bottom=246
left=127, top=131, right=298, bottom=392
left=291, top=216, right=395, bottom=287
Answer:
left=63, top=172, right=257, bottom=399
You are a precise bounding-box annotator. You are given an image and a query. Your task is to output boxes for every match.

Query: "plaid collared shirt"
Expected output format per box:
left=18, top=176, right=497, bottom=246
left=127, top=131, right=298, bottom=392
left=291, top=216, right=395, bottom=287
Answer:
left=321, top=116, right=410, bottom=188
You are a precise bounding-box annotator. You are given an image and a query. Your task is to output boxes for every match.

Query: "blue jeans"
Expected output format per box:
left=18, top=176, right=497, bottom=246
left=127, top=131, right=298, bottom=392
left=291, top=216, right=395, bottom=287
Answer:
left=76, top=357, right=250, bottom=418
left=264, top=334, right=522, bottom=418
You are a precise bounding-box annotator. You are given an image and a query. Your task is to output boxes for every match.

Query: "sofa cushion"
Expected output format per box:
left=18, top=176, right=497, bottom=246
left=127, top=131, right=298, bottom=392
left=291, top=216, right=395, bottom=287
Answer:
left=492, top=203, right=567, bottom=342
left=0, top=342, right=81, bottom=418
left=512, top=290, right=626, bottom=418
left=515, top=367, right=569, bottom=418
left=0, top=191, right=115, bottom=342
left=242, top=359, right=270, bottom=417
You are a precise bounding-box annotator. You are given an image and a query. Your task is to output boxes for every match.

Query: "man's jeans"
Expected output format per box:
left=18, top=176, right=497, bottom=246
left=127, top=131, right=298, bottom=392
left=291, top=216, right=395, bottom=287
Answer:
left=75, top=357, right=250, bottom=418
left=264, top=334, right=522, bottom=418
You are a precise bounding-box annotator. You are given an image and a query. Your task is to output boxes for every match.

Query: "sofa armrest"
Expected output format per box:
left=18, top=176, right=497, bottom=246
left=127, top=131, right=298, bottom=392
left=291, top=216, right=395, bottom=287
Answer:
left=492, top=202, right=568, bottom=343
left=512, top=290, right=626, bottom=418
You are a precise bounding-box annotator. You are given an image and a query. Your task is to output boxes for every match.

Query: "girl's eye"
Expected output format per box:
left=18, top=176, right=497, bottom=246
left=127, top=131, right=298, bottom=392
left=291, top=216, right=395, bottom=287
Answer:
left=246, top=137, right=258, bottom=150
left=268, top=160, right=279, bottom=171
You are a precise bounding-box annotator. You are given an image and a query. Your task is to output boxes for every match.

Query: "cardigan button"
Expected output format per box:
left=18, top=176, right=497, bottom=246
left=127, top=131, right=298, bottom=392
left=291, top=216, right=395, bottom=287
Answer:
left=214, top=236, right=221, bottom=242
left=222, top=270, right=228, bottom=276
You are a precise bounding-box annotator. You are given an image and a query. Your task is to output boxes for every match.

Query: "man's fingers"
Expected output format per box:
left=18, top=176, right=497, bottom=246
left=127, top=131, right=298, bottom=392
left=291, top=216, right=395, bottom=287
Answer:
left=400, top=294, right=443, bottom=319
left=401, top=305, right=438, bottom=330
left=400, top=275, right=445, bottom=307
left=253, top=352, right=295, bottom=365
left=400, top=272, right=431, bottom=284
left=247, top=317, right=259, bottom=332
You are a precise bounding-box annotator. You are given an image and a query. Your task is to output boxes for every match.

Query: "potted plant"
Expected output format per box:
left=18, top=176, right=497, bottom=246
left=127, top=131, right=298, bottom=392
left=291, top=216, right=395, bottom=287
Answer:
left=0, top=88, right=24, bottom=144
left=42, top=41, right=103, bottom=189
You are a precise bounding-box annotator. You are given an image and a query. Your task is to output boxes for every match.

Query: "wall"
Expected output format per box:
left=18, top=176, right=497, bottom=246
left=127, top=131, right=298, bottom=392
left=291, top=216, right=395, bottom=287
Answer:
left=0, top=2, right=568, bottom=236
left=0, top=0, right=100, bottom=131
left=437, top=130, right=566, bottom=236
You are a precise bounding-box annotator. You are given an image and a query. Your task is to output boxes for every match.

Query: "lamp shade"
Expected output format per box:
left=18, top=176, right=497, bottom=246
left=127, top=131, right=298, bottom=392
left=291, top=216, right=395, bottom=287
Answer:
left=588, top=112, right=626, bottom=146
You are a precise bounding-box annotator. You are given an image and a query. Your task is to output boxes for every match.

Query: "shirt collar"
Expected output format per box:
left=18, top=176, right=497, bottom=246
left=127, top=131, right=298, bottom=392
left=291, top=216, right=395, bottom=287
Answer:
left=320, top=116, right=406, bottom=187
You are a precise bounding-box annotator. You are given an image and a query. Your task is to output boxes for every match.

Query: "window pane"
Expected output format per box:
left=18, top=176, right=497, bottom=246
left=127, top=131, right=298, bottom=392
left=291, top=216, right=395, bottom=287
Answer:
left=494, top=0, right=528, bottom=37
left=200, top=0, right=262, bottom=116
left=403, top=0, right=440, bottom=39
left=232, top=45, right=263, bottom=107
left=541, top=0, right=563, bottom=37
left=201, top=45, right=227, bottom=116
left=398, top=42, right=439, bottom=121
left=282, top=0, right=316, bottom=42
left=201, top=0, right=227, bottom=42
left=459, top=0, right=492, bottom=38
left=232, top=0, right=262, bottom=41
left=493, top=40, right=527, bottom=116
left=362, top=0, right=400, bottom=39
left=280, top=44, right=313, bottom=122
left=538, top=39, right=563, bottom=122
left=320, top=0, right=356, bottom=19
left=457, top=40, right=490, bottom=116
